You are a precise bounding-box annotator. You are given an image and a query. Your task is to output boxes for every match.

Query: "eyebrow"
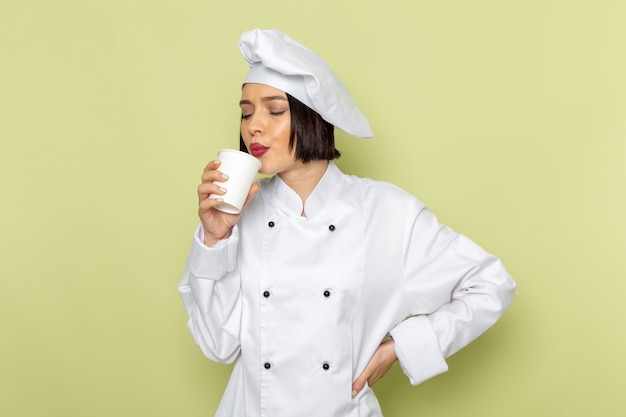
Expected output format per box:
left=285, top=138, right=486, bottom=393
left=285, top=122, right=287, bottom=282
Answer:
left=239, top=95, right=288, bottom=106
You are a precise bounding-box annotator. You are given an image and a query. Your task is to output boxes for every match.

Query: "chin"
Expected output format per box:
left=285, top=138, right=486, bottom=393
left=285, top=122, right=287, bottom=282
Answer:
left=257, top=165, right=275, bottom=175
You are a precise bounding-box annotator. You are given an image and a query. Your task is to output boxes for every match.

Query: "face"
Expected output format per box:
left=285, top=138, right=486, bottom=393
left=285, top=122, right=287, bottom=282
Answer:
left=240, top=83, right=301, bottom=175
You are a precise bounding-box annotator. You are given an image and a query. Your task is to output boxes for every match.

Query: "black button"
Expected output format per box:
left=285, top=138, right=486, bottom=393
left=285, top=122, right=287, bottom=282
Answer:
left=268, top=221, right=275, bottom=228
left=264, top=362, right=271, bottom=369
left=263, top=290, right=270, bottom=298
left=328, top=224, right=335, bottom=231
left=322, top=362, right=330, bottom=370
left=323, top=290, right=331, bottom=298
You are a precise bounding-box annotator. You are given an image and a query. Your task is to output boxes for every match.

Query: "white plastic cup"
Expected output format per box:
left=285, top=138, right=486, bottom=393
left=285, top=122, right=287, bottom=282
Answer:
left=210, top=149, right=262, bottom=214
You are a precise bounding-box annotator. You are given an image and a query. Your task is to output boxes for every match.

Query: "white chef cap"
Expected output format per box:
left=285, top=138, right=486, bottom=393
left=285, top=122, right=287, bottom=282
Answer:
left=239, top=29, right=374, bottom=138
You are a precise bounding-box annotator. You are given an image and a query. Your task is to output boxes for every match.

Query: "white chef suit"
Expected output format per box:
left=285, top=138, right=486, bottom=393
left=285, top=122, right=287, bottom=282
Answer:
left=178, top=161, right=516, bottom=417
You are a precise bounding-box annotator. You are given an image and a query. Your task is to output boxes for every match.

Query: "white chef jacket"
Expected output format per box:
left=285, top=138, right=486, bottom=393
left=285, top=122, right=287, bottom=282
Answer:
left=178, top=162, right=516, bottom=417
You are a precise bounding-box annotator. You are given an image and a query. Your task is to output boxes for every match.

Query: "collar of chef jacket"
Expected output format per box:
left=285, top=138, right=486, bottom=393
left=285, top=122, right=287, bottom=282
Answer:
left=262, top=161, right=343, bottom=217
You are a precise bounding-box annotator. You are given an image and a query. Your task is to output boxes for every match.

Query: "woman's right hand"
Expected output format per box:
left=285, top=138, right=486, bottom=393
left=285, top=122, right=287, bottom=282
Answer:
left=197, top=160, right=260, bottom=247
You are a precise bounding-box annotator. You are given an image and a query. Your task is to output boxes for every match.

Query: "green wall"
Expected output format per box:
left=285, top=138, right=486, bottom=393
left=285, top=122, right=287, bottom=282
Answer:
left=1, top=1, right=625, bottom=416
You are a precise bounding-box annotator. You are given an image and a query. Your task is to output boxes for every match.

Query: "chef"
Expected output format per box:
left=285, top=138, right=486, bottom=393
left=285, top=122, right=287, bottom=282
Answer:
left=178, top=28, right=516, bottom=417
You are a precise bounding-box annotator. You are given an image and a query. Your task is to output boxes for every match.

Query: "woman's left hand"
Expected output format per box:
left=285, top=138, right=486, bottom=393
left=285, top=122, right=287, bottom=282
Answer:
left=351, top=338, right=397, bottom=398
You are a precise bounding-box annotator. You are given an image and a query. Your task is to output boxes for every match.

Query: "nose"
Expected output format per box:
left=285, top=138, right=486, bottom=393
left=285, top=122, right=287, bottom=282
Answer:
left=244, top=111, right=265, bottom=137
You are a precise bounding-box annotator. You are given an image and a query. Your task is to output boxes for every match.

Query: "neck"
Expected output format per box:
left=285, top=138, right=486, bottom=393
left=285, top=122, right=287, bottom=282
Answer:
left=278, top=160, right=329, bottom=207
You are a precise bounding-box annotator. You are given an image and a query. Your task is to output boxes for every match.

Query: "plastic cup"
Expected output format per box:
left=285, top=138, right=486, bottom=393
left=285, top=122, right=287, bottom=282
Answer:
left=209, top=149, right=262, bottom=214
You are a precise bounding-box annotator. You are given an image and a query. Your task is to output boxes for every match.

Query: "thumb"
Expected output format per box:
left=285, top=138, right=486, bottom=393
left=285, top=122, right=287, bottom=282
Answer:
left=351, top=371, right=368, bottom=399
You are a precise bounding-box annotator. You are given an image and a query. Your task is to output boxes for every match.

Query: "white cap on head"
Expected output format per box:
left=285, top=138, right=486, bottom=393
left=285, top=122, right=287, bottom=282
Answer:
left=239, top=29, right=373, bottom=138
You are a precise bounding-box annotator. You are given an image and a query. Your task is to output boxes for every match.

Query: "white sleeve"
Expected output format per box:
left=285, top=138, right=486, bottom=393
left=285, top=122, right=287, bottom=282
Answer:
left=390, top=207, right=516, bottom=385
left=177, top=224, right=243, bottom=364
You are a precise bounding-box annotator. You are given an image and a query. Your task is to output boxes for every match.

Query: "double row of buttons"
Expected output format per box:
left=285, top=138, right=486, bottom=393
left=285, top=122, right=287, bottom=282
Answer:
left=261, top=220, right=335, bottom=373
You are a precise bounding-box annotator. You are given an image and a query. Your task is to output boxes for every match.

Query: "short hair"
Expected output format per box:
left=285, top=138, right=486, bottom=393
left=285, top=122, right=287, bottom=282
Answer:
left=239, top=93, right=341, bottom=163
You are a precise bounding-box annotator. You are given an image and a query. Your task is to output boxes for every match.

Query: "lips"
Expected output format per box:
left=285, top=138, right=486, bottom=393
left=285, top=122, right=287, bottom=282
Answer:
left=249, top=143, right=269, bottom=157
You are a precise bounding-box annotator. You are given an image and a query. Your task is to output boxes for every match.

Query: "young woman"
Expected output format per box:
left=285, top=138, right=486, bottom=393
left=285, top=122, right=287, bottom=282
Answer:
left=178, top=29, right=516, bottom=417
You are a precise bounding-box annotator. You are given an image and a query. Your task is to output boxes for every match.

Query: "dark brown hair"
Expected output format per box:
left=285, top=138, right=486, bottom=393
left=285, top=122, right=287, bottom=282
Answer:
left=240, top=93, right=340, bottom=163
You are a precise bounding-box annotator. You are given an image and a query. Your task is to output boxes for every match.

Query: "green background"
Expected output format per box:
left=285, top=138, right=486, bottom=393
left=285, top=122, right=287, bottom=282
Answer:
left=2, top=1, right=625, bottom=416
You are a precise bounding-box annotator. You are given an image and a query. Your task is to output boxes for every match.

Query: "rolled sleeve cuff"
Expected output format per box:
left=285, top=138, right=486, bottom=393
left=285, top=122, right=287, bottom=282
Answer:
left=390, top=315, right=449, bottom=386
left=185, top=224, right=240, bottom=280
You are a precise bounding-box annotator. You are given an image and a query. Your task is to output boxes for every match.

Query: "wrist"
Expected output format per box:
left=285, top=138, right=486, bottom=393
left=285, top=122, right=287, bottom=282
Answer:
left=203, top=229, right=232, bottom=247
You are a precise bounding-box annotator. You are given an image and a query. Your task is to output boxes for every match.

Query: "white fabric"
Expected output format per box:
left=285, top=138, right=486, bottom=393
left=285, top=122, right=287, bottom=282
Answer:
left=178, top=162, right=516, bottom=417
left=239, top=29, right=374, bottom=138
